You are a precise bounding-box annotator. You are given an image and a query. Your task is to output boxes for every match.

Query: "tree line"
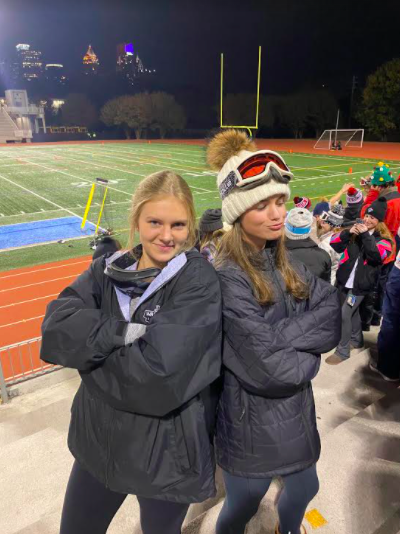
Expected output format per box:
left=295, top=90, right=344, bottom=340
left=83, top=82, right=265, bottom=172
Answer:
left=49, top=58, right=400, bottom=141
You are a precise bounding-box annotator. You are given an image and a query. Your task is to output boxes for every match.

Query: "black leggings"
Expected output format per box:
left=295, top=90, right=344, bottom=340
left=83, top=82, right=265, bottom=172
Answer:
left=60, top=461, right=189, bottom=534
left=216, top=464, right=319, bottom=534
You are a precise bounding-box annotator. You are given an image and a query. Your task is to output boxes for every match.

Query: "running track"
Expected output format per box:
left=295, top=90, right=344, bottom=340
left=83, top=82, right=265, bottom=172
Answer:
left=0, top=256, right=91, bottom=381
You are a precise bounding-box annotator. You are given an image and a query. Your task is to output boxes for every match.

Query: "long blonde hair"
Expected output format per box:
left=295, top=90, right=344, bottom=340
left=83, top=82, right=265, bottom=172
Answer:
left=376, top=221, right=393, bottom=244
left=128, top=171, right=197, bottom=253
left=214, top=222, right=309, bottom=306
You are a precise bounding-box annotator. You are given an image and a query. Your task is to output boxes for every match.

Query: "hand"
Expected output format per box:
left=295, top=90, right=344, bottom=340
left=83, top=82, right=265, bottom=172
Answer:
left=341, top=183, right=354, bottom=193
left=349, top=225, right=360, bottom=235
left=357, top=224, right=369, bottom=234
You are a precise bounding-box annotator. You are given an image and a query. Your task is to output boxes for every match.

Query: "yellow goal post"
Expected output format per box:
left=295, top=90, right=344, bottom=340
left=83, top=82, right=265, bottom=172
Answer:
left=220, top=46, right=262, bottom=137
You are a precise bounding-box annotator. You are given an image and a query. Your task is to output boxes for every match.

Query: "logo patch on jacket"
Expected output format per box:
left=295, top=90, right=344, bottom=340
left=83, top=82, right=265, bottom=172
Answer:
left=143, top=305, right=161, bottom=323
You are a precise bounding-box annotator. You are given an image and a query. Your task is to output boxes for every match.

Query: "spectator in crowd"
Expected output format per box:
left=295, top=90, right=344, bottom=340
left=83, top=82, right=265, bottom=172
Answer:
left=92, top=235, right=122, bottom=260
left=317, top=204, right=345, bottom=285
left=311, top=198, right=331, bottom=240
left=361, top=163, right=400, bottom=325
left=327, top=198, right=393, bottom=365
left=344, top=187, right=364, bottom=223
left=313, top=199, right=330, bottom=222
left=285, top=207, right=332, bottom=282
left=370, top=249, right=400, bottom=381
left=360, top=175, right=372, bottom=196
left=362, top=163, right=400, bottom=253
left=293, top=196, right=312, bottom=210
left=329, top=183, right=364, bottom=224
left=198, top=208, right=225, bottom=263
left=207, top=129, right=341, bottom=534
left=40, top=170, right=222, bottom=534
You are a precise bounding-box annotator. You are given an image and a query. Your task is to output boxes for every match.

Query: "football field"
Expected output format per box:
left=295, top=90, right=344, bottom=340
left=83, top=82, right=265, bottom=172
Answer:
left=0, top=141, right=399, bottom=271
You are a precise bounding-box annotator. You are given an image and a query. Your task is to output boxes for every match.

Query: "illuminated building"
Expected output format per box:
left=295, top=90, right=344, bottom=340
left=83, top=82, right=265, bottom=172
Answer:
left=83, top=45, right=99, bottom=75
left=16, top=44, right=43, bottom=81
left=45, top=64, right=67, bottom=85
left=116, top=43, right=155, bottom=86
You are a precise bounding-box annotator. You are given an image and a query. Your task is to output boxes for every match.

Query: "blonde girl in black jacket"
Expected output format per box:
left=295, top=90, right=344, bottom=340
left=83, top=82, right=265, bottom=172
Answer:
left=41, top=171, right=222, bottom=534
left=206, top=131, right=341, bottom=534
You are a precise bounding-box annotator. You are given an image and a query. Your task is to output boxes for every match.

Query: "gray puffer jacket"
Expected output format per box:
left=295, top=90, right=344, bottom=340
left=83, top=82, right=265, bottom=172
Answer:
left=216, top=244, right=341, bottom=478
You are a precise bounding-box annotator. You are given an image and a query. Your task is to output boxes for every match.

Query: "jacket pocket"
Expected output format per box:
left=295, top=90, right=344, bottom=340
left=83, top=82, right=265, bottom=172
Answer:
left=239, top=388, right=253, bottom=457
left=171, top=413, right=191, bottom=472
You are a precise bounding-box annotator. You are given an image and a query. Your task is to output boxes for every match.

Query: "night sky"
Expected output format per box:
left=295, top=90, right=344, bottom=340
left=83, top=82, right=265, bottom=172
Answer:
left=1, top=0, right=400, bottom=97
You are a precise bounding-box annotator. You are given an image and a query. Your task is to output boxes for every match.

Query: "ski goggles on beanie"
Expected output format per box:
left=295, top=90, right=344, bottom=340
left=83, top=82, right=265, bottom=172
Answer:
left=218, top=150, right=294, bottom=201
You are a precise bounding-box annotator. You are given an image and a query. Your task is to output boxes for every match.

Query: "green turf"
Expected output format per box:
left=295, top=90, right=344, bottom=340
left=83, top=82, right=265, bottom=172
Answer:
left=0, top=142, right=399, bottom=272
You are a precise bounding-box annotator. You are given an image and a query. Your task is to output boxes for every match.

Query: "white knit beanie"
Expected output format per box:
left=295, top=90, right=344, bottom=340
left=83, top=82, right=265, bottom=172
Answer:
left=207, top=131, right=291, bottom=224
left=285, top=208, right=313, bottom=240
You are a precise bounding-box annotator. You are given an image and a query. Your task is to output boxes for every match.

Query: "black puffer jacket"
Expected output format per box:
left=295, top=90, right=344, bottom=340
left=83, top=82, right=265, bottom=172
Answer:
left=40, top=249, right=222, bottom=503
left=330, top=229, right=392, bottom=295
left=285, top=237, right=332, bottom=282
left=216, top=245, right=341, bottom=478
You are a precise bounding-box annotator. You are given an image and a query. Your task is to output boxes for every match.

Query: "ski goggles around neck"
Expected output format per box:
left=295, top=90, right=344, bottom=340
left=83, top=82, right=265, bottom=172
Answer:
left=219, top=151, right=294, bottom=200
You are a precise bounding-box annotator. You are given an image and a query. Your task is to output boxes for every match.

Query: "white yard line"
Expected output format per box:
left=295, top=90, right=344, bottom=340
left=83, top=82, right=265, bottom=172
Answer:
left=294, top=166, right=400, bottom=184
left=52, top=149, right=215, bottom=192
left=0, top=172, right=84, bottom=222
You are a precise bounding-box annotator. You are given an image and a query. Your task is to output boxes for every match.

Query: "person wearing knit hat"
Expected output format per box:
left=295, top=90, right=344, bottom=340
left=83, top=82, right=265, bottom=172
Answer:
left=365, top=197, right=388, bottom=223
left=199, top=208, right=223, bottom=234
left=327, top=200, right=393, bottom=365
left=313, top=200, right=330, bottom=220
left=293, top=196, right=312, bottom=210
left=207, top=130, right=293, bottom=225
left=317, top=205, right=344, bottom=285
left=361, top=164, right=400, bottom=328
left=344, top=186, right=364, bottom=223
left=285, top=208, right=331, bottom=282
left=198, top=208, right=225, bottom=263
left=207, top=129, right=341, bottom=534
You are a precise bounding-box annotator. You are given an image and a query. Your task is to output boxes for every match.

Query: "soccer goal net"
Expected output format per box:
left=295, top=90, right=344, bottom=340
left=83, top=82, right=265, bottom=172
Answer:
left=314, top=129, right=364, bottom=150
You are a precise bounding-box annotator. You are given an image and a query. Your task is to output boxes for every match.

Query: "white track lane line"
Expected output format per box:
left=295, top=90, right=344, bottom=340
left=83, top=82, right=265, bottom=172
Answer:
left=0, top=315, right=45, bottom=328
left=0, top=274, right=81, bottom=293
left=0, top=293, right=59, bottom=309
left=0, top=259, right=91, bottom=280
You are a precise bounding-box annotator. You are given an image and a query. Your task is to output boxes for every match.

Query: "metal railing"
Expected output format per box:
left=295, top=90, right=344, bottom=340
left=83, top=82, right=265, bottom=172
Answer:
left=0, top=337, right=59, bottom=403
left=6, top=105, right=45, bottom=115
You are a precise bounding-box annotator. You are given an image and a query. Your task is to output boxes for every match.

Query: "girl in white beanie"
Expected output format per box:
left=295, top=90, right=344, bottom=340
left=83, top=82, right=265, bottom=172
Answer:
left=207, top=130, right=341, bottom=534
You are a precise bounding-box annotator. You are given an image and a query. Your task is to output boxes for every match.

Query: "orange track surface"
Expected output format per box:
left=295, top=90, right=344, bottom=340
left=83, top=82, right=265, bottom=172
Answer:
left=0, top=256, right=91, bottom=381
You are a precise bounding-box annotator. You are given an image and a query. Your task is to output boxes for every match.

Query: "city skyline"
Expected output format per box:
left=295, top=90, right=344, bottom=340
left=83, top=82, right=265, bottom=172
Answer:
left=0, top=0, right=399, bottom=98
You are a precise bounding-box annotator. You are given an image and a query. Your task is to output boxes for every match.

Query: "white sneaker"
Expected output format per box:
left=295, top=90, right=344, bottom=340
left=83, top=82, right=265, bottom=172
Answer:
left=369, top=361, right=399, bottom=382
